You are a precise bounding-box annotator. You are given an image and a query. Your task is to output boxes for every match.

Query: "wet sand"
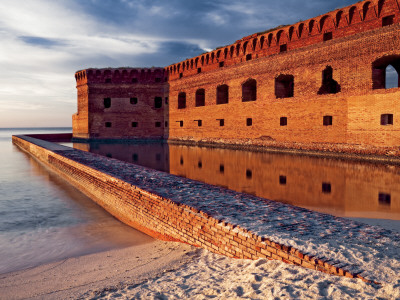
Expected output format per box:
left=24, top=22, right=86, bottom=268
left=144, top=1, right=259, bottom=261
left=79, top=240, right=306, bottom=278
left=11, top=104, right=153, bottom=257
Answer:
left=0, top=240, right=193, bottom=300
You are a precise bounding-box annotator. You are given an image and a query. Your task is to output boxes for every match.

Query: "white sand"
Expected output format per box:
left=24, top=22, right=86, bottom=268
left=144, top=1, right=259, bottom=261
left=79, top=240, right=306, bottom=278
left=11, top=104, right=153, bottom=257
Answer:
left=0, top=240, right=193, bottom=300
left=90, top=249, right=400, bottom=300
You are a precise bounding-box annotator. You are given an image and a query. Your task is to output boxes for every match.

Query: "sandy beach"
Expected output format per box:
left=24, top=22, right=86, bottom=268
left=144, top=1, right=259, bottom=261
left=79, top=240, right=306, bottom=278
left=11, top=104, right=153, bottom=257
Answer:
left=0, top=240, right=193, bottom=300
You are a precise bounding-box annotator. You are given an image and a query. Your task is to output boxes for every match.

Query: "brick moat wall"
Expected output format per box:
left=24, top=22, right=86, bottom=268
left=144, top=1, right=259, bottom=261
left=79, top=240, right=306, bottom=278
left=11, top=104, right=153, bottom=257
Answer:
left=12, top=135, right=373, bottom=282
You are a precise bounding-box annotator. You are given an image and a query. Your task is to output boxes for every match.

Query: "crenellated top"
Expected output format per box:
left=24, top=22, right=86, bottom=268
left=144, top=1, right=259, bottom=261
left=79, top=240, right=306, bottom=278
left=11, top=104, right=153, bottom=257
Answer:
left=75, top=67, right=166, bottom=86
left=166, top=0, right=400, bottom=80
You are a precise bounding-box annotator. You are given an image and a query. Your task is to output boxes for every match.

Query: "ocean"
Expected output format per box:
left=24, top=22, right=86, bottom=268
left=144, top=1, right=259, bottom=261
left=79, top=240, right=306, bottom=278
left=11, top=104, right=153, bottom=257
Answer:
left=0, top=128, right=153, bottom=275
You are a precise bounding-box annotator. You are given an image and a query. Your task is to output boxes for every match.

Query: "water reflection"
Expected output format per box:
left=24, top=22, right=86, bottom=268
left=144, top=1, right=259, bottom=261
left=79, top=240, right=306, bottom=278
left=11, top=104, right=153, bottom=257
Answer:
left=71, top=142, right=400, bottom=221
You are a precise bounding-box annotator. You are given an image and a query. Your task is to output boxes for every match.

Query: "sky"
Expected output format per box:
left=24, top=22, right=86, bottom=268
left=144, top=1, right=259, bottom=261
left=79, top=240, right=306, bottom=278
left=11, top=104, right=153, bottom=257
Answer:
left=0, top=0, right=353, bottom=128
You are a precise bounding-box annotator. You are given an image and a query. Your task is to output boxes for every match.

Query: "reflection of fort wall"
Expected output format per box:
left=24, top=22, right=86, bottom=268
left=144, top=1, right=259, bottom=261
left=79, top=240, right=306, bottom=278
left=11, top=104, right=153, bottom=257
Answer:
left=168, top=144, right=400, bottom=219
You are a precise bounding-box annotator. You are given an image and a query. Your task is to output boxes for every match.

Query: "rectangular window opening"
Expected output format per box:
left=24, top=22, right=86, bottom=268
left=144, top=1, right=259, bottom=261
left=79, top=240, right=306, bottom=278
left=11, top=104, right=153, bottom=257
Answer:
left=198, top=161, right=202, bottom=168
left=279, top=175, right=287, bottom=185
left=155, top=77, right=161, bottom=83
left=105, top=122, right=112, bottom=128
left=132, top=153, right=138, bottom=162
left=165, top=121, right=168, bottom=127
left=132, top=78, right=138, bottom=83
left=381, top=114, right=393, bottom=125
left=280, top=117, right=287, bottom=126
left=246, top=118, right=253, bottom=126
left=105, top=78, right=112, bottom=83
left=165, top=97, right=169, bottom=105
left=219, top=164, right=224, bottom=173
left=177, top=121, right=183, bottom=127
left=195, top=120, right=202, bottom=127
left=382, top=15, right=395, bottom=27
left=104, top=97, right=111, bottom=108
left=155, top=122, right=161, bottom=127
left=130, top=97, right=138, bottom=105
left=323, top=32, right=333, bottom=41
left=246, top=54, right=252, bottom=61
left=197, top=68, right=202, bottom=74
left=246, top=169, right=252, bottom=179
left=179, top=73, right=183, bottom=78
left=131, top=122, right=138, bottom=128
left=154, top=97, right=162, bottom=109
left=378, top=193, right=391, bottom=205
left=322, top=182, right=331, bottom=194
left=323, top=116, right=333, bottom=126
left=280, top=44, right=287, bottom=53
left=218, top=119, right=225, bottom=127
left=219, top=61, right=224, bottom=68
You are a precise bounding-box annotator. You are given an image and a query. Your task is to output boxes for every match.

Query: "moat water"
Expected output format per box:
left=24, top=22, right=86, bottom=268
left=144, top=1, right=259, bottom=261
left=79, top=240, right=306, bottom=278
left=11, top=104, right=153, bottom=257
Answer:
left=0, top=128, right=153, bottom=274
left=62, top=140, right=400, bottom=233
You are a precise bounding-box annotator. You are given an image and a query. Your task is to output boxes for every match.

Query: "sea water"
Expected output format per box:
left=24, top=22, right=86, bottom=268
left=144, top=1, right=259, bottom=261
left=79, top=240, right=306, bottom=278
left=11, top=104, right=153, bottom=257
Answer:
left=0, top=128, right=153, bottom=274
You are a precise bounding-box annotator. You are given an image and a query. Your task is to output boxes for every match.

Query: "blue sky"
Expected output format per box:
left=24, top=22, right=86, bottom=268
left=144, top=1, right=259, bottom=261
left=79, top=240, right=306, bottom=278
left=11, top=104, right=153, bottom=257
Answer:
left=0, top=0, right=352, bottom=127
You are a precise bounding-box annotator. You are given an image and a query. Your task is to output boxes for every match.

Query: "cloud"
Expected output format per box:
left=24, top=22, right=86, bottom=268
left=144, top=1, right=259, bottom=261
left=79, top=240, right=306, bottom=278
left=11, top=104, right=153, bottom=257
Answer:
left=0, top=0, right=352, bottom=127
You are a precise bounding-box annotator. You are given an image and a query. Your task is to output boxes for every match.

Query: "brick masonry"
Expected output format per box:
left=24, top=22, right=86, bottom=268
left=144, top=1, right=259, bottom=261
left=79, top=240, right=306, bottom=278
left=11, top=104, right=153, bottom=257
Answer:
left=14, top=134, right=392, bottom=283
left=73, top=0, right=400, bottom=157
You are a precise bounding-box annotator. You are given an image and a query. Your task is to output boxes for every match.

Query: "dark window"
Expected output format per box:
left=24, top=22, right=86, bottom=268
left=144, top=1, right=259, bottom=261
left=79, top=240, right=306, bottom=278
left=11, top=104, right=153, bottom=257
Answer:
left=177, top=121, right=183, bottom=127
left=219, top=164, right=224, bottom=173
left=219, top=61, right=224, bottom=68
left=322, top=183, right=331, bottom=194
left=132, top=122, right=138, bottom=127
left=323, top=32, right=333, bottom=41
left=196, top=120, right=202, bottom=127
left=178, top=92, right=186, bottom=109
left=154, top=97, right=162, bottom=108
left=246, top=118, right=253, bottom=126
left=218, top=119, right=225, bottom=127
left=105, top=78, right=112, bottom=83
left=246, top=54, right=252, bottom=61
left=180, top=157, right=184, bottom=165
left=217, top=84, right=229, bottom=104
left=197, top=68, right=202, bottom=74
left=198, top=161, right=202, bottom=168
left=106, top=153, right=112, bottom=158
left=195, top=89, right=205, bottom=107
left=280, top=117, right=287, bottom=126
left=155, top=122, right=161, bottom=127
left=104, top=98, right=111, bottom=108
left=379, top=193, right=391, bottom=205
left=372, top=55, right=400, bottom=89
left=179, top=73, right=183, bottom=78
left=246, top=169, right=252, bottom=179
left=242, top=79, right=257, bottom=102
left=165, top=121, right=168, bottom=127
left=105, top=122, right=112, bottom=128
left=381, top=114, right=393, bottom=125
left=165, top=97, right=169, bottom=105
left=318, top=66, right=341, bottom=94
left=130, top=97, right=138, bottom=105
left=155, top=77, right=161, bottom=82
left=323, top=116, right=333, bottom=126
left=279, top=175, right=287, bottom=185
left=275, top=75, right=294, bottom=98
left=132, top=153, right=138, bottom=162
left=132, top=78, right=138, bottom=83
left=383, top=15, right=395, bottom=26
left=280, top=44, right=287, bottom=53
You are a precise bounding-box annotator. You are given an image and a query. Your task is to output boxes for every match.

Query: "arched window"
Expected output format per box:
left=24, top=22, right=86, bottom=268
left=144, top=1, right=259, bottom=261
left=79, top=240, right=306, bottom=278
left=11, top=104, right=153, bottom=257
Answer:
left=242, top=79, right=257, bottom=102
left=318, top=66, right=341, bottom=94
left=252, top=38, right=257, bottom=50
left=243, top=41, right=248, bottom=54
left=268, top=34, right=273, bottom=46
left=195, top=89, right=205, bottom=107
left=289, top=27, right=295, bottom=41
left=236, top=44, right=241, bottom=56
left=217, top=85, right=229, bottom=105
left=298, top=23, right=304, bottom=38
left=372, top=55, right=400, bottom=89
left=260, top=36, right=265, bottom=49
left=230, top=46, right=234, bottom=57
left=224, top=48, right=228, bottom=59
left=378, top=0, right=386, bottom=16
left=178, top=92, right=186, bottom=109
left=275, top=75, right=294, bottom=98
left=349, top=6, right=356, bottom=24
left=363, top=2, right=371, bottom=20
left=309, top=20, right=315, bottom=34
left=336, top=11, right=343, bottom=27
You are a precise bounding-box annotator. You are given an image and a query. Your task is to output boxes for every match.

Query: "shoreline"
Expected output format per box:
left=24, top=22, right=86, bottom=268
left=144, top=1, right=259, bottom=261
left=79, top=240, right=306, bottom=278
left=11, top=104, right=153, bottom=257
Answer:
left=0, top=240, right=194, bottom=300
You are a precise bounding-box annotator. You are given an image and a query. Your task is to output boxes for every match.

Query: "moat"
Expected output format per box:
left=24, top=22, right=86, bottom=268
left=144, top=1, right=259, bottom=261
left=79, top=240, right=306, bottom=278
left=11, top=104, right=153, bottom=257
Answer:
left=63, top=141, right=400, bottom=226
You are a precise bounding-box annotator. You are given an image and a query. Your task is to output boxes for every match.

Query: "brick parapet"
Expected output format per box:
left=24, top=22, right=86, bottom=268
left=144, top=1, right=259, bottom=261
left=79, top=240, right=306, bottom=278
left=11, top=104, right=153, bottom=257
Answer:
left=166, top=0, right=400, bottom=81
left=12, top=135, right=377, bottom=283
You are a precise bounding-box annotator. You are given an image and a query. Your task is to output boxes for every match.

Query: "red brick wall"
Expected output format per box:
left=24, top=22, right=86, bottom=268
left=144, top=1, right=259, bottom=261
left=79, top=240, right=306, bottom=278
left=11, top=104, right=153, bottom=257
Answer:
left=12, top=135, right=372, bottom=282
left=73, top=68, right=167, bottom=139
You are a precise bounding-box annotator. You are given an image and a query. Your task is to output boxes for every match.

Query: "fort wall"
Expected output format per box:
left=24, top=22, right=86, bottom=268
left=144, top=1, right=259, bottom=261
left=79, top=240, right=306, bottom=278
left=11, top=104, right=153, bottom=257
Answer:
left=12, top=134, right=375, bottom=282
left=72, top=0, right=400, bottom=157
